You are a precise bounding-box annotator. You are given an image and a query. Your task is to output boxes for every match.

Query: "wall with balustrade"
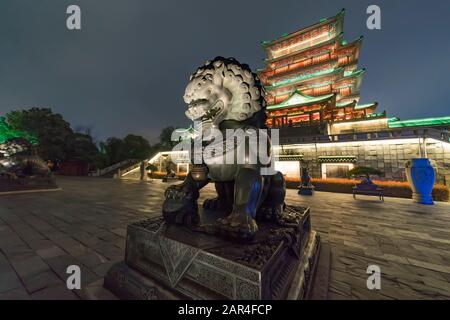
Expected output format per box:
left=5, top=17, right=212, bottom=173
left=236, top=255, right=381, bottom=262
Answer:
left=282, top=137, right=450, bottom=184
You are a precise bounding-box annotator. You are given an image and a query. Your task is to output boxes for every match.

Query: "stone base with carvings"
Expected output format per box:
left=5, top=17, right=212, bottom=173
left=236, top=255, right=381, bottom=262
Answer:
left=104, top=205, right=320, bottom=300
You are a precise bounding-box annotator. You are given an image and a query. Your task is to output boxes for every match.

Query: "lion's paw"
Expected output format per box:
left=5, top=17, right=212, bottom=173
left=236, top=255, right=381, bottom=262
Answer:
left=257, top=204, right=284, bottom=222
left=215, top=212, right=258, bottom=241
left=203, top=197, right=232, bottom=212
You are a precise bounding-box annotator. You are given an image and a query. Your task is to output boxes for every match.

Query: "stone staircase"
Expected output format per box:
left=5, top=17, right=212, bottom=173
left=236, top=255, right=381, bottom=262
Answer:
left=91, top=159, right=139, bottom=178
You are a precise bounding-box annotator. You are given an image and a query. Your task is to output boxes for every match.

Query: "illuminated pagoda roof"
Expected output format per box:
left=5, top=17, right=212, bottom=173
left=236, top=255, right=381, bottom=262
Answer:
left=261, top=8, right=346, bottom=49
left=266, top=68, right=343, bottom=90
left=388, top=116, right=450, bottom=128
left=173, top=125, right=199, bottom=140
left=335, top=100, right=377, bottom=109
left=340, top=35, right=364, bottom=48
left=341, top=68, right=365, bottom=79
left=261, top=33, right=344, bottom=65
left=258, top=8, right=386, bottom=130
left=267, top=90, right=335, bottom=110
left=355, top=102, right=378, bottom=110
left=336, top=100, right=355, bottom=108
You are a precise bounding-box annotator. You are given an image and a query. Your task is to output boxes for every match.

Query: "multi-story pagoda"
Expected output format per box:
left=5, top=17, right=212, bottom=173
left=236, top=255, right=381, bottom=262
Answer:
left=258, top=9, right=380, bottom=135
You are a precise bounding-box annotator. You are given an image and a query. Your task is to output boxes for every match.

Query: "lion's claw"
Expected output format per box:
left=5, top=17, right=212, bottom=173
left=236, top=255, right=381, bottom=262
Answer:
left=203, top=197, right=232, bottom=212
left=257, top=204, right=284, bottom=222
left=214, top=211, right=258, bottom=241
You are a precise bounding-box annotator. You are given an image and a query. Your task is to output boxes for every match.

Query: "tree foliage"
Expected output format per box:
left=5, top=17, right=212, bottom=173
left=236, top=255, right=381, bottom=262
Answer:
left=122, top=134, right=152, bottom=160
left=4, top=107, right=178, bottom=170
left=0, top=116, right=37, bottom=144
left=67, top=133, right=100, bottom=164
left=6, top=108, right=76, bottom=160
left=159, top=126, right=178, bottom=149
left=99, top=134, right=152, bottom=167
left=347, top=166, right=383, bottom=179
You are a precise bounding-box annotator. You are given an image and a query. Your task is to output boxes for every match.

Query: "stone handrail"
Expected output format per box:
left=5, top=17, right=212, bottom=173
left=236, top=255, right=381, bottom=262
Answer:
left=279, top=128, right=449, bottom=145
left=94, top=159, right=139, bottom=176
left=120, top=161, right=143, bottom=175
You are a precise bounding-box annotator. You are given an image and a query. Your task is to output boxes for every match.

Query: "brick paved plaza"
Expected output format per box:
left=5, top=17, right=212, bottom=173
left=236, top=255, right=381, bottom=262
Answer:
left=0, top=177, right=449, bottom=300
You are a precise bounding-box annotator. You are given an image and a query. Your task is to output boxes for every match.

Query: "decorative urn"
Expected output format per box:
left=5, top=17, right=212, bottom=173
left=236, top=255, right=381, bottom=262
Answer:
left=405, top=158, right=435, bottom=205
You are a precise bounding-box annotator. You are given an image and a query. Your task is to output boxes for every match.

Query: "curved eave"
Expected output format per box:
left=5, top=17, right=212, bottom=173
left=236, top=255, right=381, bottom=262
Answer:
left=339, top=68, right=366, bottom=80
left=388, top=116, right=450, bottom=128
left=173, top=125, right=195, bottom=133
left=266, top=68, right=344, bottom=91
left=267, top=59, right=339, bottom=82
left=267, top=92, right=336, bottom=111
left=339, top=35, right=364, bottom=49
left=263, top=33, right=343, bottom=65
left=354, top=102, right=378, bottom=110
left=339, top=36, right=364, bottom=61
left=261, top=8, right=346, bottom=48
left=336, top=100, right=357, bottom=109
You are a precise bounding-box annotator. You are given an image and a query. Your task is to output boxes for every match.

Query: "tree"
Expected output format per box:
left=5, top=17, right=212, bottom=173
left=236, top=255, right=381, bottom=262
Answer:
left=347, top=166, right=383, bottom=179
left=99, top=137, right=124, bottom=166
left=99, top=134, right=152, bottom=167
left=67, top=132, right=101, bottom=166
left=6, top=108, right=75, bottom=160
left=0, top=116, right=37, bottom=145
left=122, top=134, right=152, bottom=160
left=159, top=126, right=178, bottom=149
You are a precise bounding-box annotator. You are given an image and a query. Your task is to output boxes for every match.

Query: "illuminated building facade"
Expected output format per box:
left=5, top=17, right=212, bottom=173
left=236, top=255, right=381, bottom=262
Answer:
left=255, top=9, right=450, bottom=183
left=122, top=10, right=450, bottom=186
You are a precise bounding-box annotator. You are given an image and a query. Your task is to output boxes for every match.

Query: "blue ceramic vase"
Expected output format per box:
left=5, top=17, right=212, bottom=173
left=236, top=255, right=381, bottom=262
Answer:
left=405, top=158, right=435, bottom=205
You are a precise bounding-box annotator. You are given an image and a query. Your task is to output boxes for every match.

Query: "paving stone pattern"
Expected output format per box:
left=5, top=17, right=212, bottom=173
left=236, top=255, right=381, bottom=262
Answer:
left=0, top=177, right=449, bottom=299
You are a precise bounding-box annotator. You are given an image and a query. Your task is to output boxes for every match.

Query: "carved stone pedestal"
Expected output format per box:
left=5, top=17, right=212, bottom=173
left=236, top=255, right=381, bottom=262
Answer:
left=104, top=206, right=320, bottom=300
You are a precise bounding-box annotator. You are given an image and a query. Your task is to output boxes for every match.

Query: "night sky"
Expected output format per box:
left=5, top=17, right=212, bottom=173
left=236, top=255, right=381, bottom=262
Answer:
left=0, top=0, right=449, bottom=143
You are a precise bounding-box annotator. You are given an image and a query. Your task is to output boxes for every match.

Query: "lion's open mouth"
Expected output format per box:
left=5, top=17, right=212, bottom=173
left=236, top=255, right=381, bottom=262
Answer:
left=186, top=99, right=223, bottom=122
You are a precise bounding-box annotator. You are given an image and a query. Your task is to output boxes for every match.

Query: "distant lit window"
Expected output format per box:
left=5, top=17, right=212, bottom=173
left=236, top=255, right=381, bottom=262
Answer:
left=177, top=163, right=189, bottom=174
left=275, top=161, right=300, bottom=179
left=321, top=163, right=354, bottom=179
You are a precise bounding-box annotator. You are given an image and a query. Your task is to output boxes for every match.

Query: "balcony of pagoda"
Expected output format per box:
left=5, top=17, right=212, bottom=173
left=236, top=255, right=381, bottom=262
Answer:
left=267, top=110, right=326, bottom=133
left=268, top=33, right=337, bottom=60
left=267, top=83, right=336, bottom=105
left=326, top=109, right=383, bottom=122
left=276, top=123, right=327, bottom=137
left=278, top=127, right=449, bottom=146
left=266, top=60, right=339, bottom=86
left=337, top=37, right=363, bottom=63
left=264, top=18, right=344, bottom=61
left=265, top=68, right=344, bottom=94
left=336, top=91, right=361, bottom=103
left=338, top=56, right=359, bottom=68
left=263, top=53, right=336, bottom=81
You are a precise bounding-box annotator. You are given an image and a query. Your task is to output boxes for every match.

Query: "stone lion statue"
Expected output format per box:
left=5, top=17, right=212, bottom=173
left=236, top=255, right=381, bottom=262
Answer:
left=162, top=57, right=286, bottom=240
